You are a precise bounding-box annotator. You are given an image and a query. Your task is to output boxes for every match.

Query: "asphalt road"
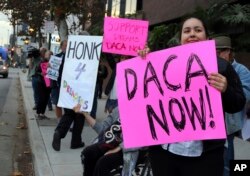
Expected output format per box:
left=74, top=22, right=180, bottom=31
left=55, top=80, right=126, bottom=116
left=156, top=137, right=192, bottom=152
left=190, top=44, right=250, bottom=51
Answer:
left=0, top=68, right=34, bottom=176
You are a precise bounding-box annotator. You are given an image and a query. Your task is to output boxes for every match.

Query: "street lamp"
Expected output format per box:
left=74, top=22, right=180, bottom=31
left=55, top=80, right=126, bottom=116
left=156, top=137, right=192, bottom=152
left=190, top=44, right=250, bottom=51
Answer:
left=23, top=37, right=30, bottom=45
left=24, top=39, right=29, bottom=45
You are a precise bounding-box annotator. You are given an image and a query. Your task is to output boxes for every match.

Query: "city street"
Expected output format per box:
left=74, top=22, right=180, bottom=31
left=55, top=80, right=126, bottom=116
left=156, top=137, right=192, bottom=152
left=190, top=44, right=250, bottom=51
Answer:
left=0, top=68, right=34, bottom=176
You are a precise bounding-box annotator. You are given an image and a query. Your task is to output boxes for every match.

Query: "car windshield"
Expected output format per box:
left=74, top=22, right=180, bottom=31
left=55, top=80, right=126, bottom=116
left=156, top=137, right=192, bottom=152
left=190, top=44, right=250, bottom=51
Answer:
left=0, top=61, right=3, bottom=65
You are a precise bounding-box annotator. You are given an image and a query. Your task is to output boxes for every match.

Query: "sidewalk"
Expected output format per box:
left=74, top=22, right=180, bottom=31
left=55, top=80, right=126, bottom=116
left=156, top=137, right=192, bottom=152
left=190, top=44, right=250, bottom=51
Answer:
left=19, top=70, right=107, bottom=176
left=19, top=70, right=250, bottom=176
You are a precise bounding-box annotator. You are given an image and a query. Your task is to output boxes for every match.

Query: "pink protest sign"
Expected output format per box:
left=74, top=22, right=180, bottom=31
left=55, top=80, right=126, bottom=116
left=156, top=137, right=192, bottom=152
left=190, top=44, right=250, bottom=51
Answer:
left=40, top=62, right=50, bottom=87
left=117, top=40, right=226, bottom=148
left=102, top=17, right=149, bottom=56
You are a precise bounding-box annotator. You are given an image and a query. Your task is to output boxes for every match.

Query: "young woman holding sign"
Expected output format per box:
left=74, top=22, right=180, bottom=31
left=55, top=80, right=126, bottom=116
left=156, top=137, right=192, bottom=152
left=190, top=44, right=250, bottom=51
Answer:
left=145, top=17, right=246, bottom=176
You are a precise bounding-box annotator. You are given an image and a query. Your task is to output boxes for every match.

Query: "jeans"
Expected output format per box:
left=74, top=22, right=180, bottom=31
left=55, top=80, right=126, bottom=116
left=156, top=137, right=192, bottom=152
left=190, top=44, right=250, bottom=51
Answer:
left=32, top=76, right=39, bottom=106
left=90, top=85, right=98, bottom=119
left=224, top=134, right=235, bottom=176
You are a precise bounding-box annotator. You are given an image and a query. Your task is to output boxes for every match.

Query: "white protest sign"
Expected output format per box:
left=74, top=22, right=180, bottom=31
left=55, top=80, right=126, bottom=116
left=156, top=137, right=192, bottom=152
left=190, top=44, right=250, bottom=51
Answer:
left=57, top=35, right=103, bottom=112
left=46, top=55, right=62, bottom=80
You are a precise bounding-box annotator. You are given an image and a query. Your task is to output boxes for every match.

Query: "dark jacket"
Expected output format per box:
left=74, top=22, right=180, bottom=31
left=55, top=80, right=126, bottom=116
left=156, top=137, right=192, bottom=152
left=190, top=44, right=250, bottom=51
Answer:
left=105, top=54, right=117, bottom=95
left=203, top=57, right=246, bottom=152
left=56, top=52, right=66, bottom=87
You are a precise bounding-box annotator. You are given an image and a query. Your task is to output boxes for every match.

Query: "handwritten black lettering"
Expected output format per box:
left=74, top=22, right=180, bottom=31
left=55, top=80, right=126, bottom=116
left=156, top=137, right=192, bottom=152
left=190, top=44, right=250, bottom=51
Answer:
left=67, top=41, right=102, bottom=60
left=169, top=98, right=186, bottom=132
left=106, top=42, right=126, bottom=50
left=181, top=88, right=206, bottom=130
left=125, top=68, right=137, bottom=100
left=144, top=61, right=164, bottom=98
left=205, top=85, right=215, bottom=129
left=163, top=55, right=181, bottom=91
left=67, top=41, right=77, bottom=58
left=146, top=99, right=170, bottom=140
left=185, top=53, right=208, bottom=91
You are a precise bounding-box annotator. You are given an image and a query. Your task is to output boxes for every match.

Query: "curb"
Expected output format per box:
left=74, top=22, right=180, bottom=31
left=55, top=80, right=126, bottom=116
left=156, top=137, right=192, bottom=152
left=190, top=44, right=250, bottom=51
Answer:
left=19, top=71, right=54, bottom=176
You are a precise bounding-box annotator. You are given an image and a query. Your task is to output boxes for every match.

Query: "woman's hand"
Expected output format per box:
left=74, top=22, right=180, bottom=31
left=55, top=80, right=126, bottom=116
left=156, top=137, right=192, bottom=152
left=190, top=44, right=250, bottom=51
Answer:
left=73, top=104, right=90, bottom=116
left=208, top=73, right=227, bottom=93
left=73, top=104, right=81, bottom=113
left=104, top=146, right=121, bottom=155
left=137, top=45, right=150, bottom=59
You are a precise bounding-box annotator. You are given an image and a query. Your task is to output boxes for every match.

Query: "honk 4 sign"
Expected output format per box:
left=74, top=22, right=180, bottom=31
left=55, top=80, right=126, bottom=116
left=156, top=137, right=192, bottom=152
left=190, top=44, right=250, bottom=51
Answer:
left=102, top=17, right=149, bottom=56
left=58, top=35, right=103, bottom=112
left=117, top=40, right=226, bottom=148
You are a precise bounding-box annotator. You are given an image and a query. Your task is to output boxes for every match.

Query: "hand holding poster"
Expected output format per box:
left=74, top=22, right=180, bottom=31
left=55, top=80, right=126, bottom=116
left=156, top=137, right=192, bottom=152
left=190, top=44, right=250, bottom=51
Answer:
left=57, top=35, right=103, bottom=112
left=102, top=17, right=149, bottom=56
left=117, top=40, right=226, bottom=148
left=46, top=55, right=62, bottom=80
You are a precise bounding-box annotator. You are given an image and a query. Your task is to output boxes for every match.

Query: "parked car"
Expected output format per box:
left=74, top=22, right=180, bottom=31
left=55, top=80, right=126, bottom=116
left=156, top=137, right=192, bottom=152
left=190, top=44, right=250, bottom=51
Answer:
left=0, top=60, right=8, bottom=78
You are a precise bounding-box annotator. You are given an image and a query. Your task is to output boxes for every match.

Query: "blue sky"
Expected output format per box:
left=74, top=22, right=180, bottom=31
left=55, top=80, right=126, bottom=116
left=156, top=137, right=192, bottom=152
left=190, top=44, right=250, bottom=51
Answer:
left=0, top=12, right=12, bottom=46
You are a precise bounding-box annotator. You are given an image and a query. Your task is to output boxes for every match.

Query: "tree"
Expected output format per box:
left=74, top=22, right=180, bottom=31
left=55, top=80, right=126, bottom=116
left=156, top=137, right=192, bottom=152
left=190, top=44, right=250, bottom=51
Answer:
left=0, top=0, right=107, bottom=45
left=0, top=0, right=50, bottom=46
left=148, top=23, right=179, bottom=51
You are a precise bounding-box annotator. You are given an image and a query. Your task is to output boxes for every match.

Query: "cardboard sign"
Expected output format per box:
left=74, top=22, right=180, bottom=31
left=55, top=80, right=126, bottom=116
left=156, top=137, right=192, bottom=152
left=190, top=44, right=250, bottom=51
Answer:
left=117, top=40, right=226, bottom=148
left=46, top=55, right=62, bottom=80
left=102, top=17, right=149, bottom=56
left=57, top=35, right=103, bottom=112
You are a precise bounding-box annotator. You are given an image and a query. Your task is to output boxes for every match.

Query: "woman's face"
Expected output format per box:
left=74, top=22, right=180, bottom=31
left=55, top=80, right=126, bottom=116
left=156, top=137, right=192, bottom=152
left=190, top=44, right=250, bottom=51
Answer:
left=180, top=18, right=207, bottom=45
left=45, top=51, right=51, bottom=60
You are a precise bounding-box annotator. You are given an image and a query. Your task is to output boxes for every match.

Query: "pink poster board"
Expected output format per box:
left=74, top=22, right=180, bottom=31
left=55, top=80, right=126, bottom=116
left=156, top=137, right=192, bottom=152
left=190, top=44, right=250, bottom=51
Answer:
left=40, top=62, right=50, bottom=87
left=102, top=17, right=149, bottom=56
left=117, top=40, right=226, bottom=148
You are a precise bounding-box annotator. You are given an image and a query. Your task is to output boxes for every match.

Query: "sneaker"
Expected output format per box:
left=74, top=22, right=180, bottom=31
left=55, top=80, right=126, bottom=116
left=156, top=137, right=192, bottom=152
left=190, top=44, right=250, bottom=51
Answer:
left=41, top=114, right=50, bottom=119
left=70, top=142, right=85, bottom=149
left=35, top=114, right=44, bottom=120
left=52, top=131, right=61, bottom=151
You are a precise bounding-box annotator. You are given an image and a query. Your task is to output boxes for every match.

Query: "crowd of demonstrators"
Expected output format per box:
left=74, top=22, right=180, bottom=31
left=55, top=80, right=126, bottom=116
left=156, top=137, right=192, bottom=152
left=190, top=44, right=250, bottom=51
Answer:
left=45, top=17, right=249, bottom=176
left=146, top=17, right=245, bottom=176
left=213, top=36, right=250, bottom=176
left=52, top=39, right=85, bottom=152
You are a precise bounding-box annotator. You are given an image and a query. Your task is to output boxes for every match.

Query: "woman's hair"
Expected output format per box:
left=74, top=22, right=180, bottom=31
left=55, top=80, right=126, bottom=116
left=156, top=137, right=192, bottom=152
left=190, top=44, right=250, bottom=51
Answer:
left=178, top=16, right=209, bottom=41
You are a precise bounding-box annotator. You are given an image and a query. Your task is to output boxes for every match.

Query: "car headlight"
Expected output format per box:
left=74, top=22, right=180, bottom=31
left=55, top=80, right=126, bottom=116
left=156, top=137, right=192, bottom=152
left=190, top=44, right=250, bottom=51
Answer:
left=3, top=66, right=7, bottom=69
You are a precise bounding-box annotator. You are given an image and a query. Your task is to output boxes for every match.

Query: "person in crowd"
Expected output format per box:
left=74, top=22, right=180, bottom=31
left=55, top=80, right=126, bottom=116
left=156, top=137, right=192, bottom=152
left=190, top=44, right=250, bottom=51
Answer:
left=104, top=55, right=128, bottom=114
left=214, top=36, right=250, bottom=176
left=73, top=104, right=141, bottom=176
left=52, top=39, right=85, bottom=151
left=50, top=41, right=66, bottom=121
left=146, top=16, right=246, bottom=176
left=27, top=48, right=41, bottom=111
left=73, top=105, right=122, bottom=176
left=35, top=50, right=53, bottom=119
left=97, top=62, right=108, bottom=99
left=40, top=47, right=53, bottom=111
